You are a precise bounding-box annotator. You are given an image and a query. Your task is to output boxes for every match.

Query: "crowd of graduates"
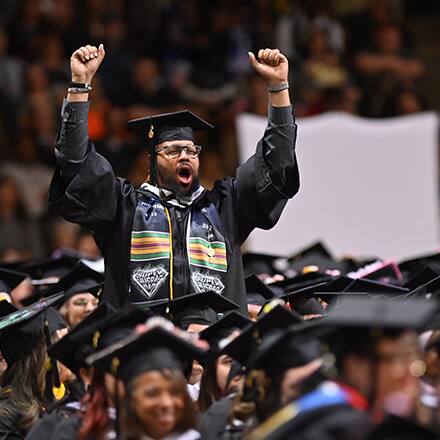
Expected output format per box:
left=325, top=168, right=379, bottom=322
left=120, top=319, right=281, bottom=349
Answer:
left=1, top=243, right=440, bottom=439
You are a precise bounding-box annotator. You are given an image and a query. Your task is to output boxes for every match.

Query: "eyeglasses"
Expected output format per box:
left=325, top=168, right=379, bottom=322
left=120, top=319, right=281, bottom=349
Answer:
left=156, top=144, right=202, bottom=158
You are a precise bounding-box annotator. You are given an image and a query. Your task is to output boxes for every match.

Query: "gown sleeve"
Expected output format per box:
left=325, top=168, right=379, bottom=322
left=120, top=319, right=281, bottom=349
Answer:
left=48, top=99, right=127, bottom=242
left=234, top=105, right=300, bottom=244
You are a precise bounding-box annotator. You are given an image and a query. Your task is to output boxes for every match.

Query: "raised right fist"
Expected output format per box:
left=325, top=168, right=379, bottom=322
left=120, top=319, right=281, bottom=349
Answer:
left=70, top=44, right=105, bottom=83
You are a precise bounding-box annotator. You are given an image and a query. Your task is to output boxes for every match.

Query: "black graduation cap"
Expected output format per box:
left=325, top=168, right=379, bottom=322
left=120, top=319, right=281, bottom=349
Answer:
left=403, top=265, right=440, bottom=291
left=287, top=242, right=348, bottom=274
left=137, top=291, right=239, bottom=329
left=128, top=110, right=213, bottom=185
left=339, top=278, right=408, bottom=296
left=0, top=268, right=29, bottom=294
left=86, top=325, right=209, bottom=385
left=270, top=272, right=331, bottom=292
left=366, top=414, right=440, bottom=440
left=245, top=274, right=279, bottom=306
left=276, top=281, right=328, bottom=316
left=242, top=252, right=288, bottom=277
left=199, top=310, right=251, bottom=350
left=20, top=255, right=80, bottom=286
left=44, top=261, right=104, bottom=302
left=222, top=304, right=302, bottom=365
left=361, top=262, right=403, bottom=286
left=323, top=296, right=436, bottom=330
left=0, top=293, right=66, bottom=366
left=244, top=322, right=323, bottom=375
left=73, top=303, right=154, bottom=354
left=47, top=302, right=117, bottom=375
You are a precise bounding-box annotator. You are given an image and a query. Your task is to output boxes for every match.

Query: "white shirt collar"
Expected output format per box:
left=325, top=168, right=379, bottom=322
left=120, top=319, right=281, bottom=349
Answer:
left=140, top=182, right=205, bottom=207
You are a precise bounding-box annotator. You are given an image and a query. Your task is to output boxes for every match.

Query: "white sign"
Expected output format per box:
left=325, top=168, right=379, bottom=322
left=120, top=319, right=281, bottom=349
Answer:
left=237, top=111, right=439, bottom=260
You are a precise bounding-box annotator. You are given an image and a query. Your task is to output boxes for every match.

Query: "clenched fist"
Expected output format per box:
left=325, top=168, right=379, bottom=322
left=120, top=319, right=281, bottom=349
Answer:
left=70, top=44, right=105, bottom=83
left=248, top=49, right=288, bottom=85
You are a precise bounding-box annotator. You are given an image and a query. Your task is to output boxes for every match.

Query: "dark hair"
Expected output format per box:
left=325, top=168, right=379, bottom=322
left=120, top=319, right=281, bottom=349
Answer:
left=198, top=360, right=223, bottom=413
left=123, top=369, right=197, bottom=440
left=0, top=334, right=47, bottom=435
left=78, top=368, right=111, bottom=440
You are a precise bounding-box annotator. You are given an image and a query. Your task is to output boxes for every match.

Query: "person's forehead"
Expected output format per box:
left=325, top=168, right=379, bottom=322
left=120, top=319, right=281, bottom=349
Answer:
left=70, top=292, right=97, bottom=300
left=157, top=139, right=195, bottom=147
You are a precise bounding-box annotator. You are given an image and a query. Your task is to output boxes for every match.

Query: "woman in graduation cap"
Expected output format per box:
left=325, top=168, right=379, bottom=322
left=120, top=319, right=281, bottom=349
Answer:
left=0, top=295, right=67, bottom=439
left=48, top=42, right=299, bottom=312
left=197, top=310, right=251, bottom=413
left=87, top=319, right=209, bottom=440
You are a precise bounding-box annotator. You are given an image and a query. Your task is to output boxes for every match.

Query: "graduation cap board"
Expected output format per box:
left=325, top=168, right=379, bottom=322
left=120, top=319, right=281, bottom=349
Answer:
left=242, top=252, right=288, bottom=277
left=86, top=325, right=209, bottom=385
left=323, top=296, right=436, bottom=330
left=20, top=255, right=80, bottom=286
left=0, top=293, right=66, bottom=365
left=47, top=302, right=117, bottom=375
left=244, top=320, right=324, bottom=375
left=0, top=268, right=29, bottom=294
left=222, top=304, right=302, bottom=365
left=135, top=291, right=239, bottom=329
left=245, top=274, right=279, bottom=306
left=199, top=310, right=251, bottom=350
left=72, top=303, right=154, bottom=354
left=128, top=110, right=213, bottom=186
left=44, top=261, right=104, bottom=302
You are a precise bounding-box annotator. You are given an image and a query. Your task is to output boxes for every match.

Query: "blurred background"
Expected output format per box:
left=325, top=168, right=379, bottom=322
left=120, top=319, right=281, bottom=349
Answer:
left=0, top=0, right=439, bottom=262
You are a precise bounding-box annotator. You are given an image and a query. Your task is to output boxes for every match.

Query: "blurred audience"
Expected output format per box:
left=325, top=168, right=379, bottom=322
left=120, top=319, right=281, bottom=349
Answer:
left=0, top=0, right=431, bottom=264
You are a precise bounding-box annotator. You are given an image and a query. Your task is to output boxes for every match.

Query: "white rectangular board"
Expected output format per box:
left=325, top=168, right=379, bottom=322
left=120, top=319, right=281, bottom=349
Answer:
left=236, top=111, right=439, bottom=260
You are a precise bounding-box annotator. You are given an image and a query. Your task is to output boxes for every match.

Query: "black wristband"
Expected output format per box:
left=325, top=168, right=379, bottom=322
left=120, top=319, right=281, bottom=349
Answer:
left=69, top=81, right=91, bottom=88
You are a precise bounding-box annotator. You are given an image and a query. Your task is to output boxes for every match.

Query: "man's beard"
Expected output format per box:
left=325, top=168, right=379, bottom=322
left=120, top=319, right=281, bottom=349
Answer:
left=158, top=168, right=200, bottom=197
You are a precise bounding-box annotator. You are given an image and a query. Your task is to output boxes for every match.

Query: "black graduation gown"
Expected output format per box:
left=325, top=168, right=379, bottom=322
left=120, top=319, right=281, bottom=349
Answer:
left=48, top=101, right=299, bottom=308
left=24, top=404, right=80, bottom=440
left=198, top=395, right=235, bottom=440
left=263, top=404, right=372, bottom=440
left=0, top=401, right=22, bottom=440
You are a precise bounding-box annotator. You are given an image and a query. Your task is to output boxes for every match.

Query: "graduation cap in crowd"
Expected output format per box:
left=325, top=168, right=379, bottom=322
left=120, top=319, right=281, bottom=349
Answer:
left=270, top=271, right=331, bottom=293
left=244, top=322, right=323, bottom=376
left=398, top=251, right=440, bottom=283
left=242, top=252, right=288, bottom=278
left=47, top=302, right=117, bottom=376
left=223, top=304, right=302, bottom=365
left=344, top=278, right=409, bottom=296
left=0, top=293, right=67, bottom=400
left=72, top=302, right=154, bottom=356
left=0, top=293, right=66, bottom=366
left=128, top=110, right=213, bottom=186
left=275, top=276, right=357, bottom=316
left=137, top=291, right=239, bottom=329
left=87, top=325, right=209, bottom=385
left=245, top=274, right=280, bottom=306
left=323, top=296, right=436, bottom=331
left=0, top=268, right=29, bottom=294
left=20, top=255, right=79, bottom=287
left=277, top=281, right=329, bottom=316
left=403, top=265, right=440, bottom=291
left=44, top=261, right=104, bottom=302
left=199, top=310, right=251, bottom=352
left=366, top=414, right=440, bottom=440
left=287, top=242, right=347, bottom=275
left=361, top=261, right=403, bottom=285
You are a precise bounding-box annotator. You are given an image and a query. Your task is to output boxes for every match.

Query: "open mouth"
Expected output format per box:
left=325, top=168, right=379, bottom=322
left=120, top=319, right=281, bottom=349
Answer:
left=176, top=165, right=193, bottom=186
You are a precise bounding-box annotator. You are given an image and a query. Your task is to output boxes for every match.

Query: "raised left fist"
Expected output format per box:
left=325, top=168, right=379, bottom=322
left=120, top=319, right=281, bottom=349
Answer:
left=248, top=49, right=289, bottom=86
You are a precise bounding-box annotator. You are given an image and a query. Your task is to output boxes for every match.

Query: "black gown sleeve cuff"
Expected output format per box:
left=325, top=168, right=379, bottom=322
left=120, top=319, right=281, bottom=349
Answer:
left=268, top=104, right=294, bottom=125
